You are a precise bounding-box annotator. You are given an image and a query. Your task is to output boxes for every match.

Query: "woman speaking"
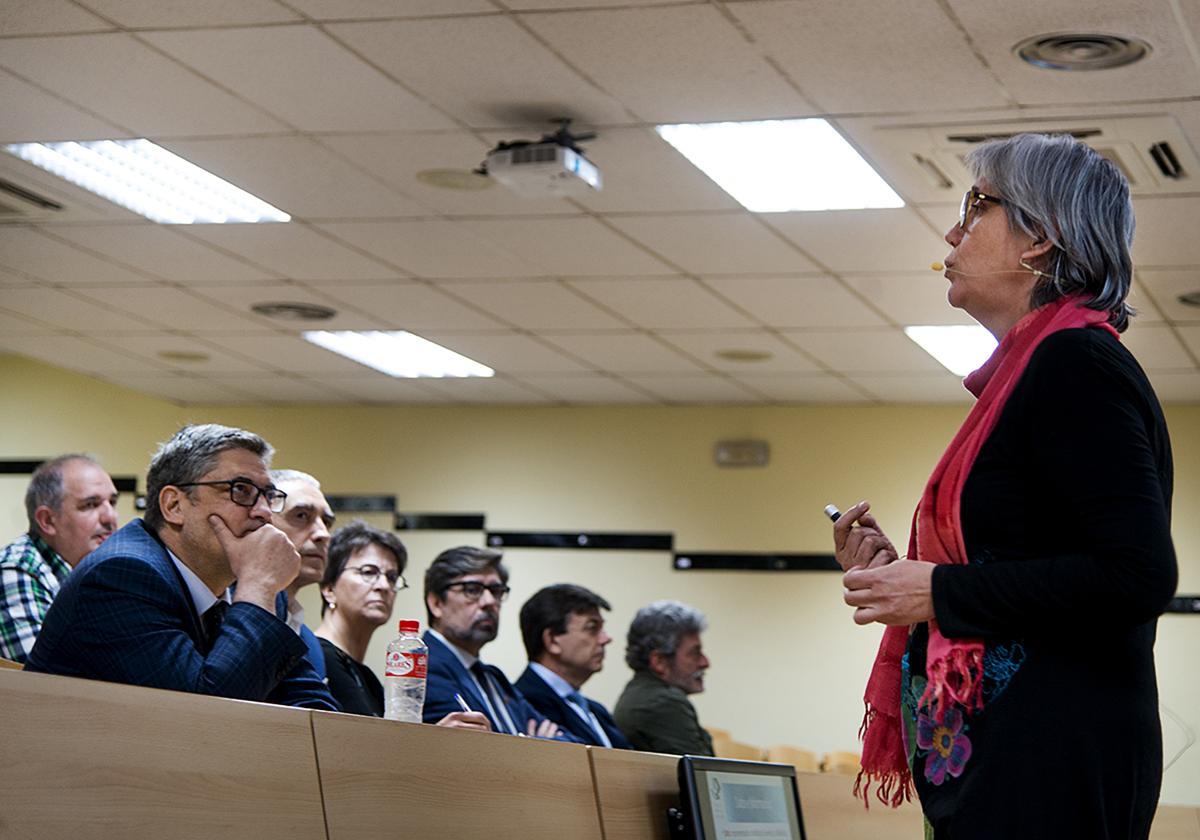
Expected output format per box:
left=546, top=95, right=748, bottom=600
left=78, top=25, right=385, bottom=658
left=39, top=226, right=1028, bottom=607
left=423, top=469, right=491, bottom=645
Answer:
left=833, top=133, right=1177, bottom=839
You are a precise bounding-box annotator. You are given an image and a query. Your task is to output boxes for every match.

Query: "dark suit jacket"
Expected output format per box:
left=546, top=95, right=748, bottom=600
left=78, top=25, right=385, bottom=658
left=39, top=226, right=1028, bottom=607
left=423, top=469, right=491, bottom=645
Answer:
left=26, top=519, right=337, bottom=710
left=515, top=665, right=631, bottom=749
left=422, top=630, right=577, bottom=741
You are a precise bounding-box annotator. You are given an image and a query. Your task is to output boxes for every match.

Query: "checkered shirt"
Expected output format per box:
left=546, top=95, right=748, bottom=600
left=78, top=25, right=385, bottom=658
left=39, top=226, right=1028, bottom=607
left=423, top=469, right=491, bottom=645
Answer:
left=0, top=532, right=71, bottom=663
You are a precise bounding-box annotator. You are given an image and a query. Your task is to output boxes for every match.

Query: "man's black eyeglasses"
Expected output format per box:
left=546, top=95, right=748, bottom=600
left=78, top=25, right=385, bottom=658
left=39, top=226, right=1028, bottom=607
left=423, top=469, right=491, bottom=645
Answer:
left=959, top=187, right=1004, bottom=231
left=444, top=581, right=511, bottom=602
left=175, top=479, right=287, bottom=513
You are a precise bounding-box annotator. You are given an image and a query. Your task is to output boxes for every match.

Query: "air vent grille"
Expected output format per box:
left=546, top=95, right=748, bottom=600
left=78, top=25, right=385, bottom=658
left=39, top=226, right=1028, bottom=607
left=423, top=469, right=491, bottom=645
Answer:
left=511, top=145, right=558, bottom=165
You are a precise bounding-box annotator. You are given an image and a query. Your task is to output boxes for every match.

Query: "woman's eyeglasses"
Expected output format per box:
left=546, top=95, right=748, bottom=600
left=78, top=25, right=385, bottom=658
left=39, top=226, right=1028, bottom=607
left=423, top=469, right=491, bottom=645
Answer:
left=347, top=563, right=408, bottom=592
left=444, top=581, right=511, bottom=602
left=959, top=187, right=1004, bottom=231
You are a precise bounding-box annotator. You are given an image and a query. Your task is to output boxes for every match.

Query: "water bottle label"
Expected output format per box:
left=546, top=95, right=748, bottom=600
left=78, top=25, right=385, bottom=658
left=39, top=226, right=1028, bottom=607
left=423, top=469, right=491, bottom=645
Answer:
left=386, top=650, right=427, bottom=678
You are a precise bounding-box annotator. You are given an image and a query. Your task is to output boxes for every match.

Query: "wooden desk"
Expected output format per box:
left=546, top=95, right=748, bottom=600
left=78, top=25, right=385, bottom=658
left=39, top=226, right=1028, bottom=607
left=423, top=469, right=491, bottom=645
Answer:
left=0, top=669, right=326, bottom=840
left=311, top=711, right=603, bottom=840
left=589, top=748, right=679, bottom=840
left=1151, top=805, right=1200, bottom=840
left=796, top=772, right=925, bottom=839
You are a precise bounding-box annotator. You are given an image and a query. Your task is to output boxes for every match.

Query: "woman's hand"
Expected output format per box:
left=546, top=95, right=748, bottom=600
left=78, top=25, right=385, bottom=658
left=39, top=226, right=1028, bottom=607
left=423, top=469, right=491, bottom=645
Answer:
left=436, top=711, right=492, bottom=731
left=843, top=560, right=935, bottom=626
left=832, top=500, right=899, bottom=572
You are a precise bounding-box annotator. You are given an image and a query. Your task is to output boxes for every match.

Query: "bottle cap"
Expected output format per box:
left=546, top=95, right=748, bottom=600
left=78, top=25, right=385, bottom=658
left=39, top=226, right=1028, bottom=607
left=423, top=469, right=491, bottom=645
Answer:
left=398, top=619, right=420, bottom=633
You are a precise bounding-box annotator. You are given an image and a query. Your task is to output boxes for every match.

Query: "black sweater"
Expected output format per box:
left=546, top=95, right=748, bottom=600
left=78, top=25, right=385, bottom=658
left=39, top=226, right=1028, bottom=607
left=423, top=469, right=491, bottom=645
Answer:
left=907, top=328, right=1177, bottom=840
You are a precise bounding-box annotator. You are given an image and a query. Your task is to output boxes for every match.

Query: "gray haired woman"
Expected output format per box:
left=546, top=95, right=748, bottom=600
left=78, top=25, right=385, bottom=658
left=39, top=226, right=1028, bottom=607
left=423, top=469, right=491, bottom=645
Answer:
left=833, top=133, right=1177, bottom=839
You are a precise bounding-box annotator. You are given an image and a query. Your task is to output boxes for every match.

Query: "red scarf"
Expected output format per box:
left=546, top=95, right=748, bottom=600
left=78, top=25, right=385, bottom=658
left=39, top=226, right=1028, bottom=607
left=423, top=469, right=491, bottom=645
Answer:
left=855, top=296, right=1117, bottom=807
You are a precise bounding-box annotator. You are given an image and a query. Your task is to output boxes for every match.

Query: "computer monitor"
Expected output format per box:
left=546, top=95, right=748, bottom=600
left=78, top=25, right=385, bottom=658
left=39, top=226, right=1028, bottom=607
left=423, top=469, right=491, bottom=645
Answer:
left=676, top=755, right=807, bottom=840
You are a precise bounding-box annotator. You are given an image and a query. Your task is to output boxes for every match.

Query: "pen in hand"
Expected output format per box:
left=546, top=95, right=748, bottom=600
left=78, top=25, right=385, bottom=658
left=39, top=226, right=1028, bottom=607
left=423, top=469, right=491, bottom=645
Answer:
left=454, top=692, right=473, bottom=713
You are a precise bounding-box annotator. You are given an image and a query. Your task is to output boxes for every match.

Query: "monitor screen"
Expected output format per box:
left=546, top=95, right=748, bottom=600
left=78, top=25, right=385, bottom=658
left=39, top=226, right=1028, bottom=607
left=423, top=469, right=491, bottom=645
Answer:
left=677, top=756, right=807, bottom=840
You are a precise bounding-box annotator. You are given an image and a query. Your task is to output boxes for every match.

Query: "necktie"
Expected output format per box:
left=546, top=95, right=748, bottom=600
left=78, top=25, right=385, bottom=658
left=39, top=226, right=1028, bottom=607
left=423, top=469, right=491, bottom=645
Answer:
left=202, top=601, right=228, bottom=653
left=566, top=690, right=611, bottom=747
left=470, top=662, right=516, bottom=735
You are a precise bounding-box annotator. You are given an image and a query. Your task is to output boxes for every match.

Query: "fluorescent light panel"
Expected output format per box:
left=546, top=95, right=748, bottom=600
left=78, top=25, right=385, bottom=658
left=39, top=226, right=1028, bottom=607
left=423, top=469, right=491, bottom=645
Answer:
left=4, top=139, right=289, bottom=224
left=904, top=325, right=998, bottom=376
left=303, top=331, right=494, bottom=379
left=655, top=119, right=903, bottom=212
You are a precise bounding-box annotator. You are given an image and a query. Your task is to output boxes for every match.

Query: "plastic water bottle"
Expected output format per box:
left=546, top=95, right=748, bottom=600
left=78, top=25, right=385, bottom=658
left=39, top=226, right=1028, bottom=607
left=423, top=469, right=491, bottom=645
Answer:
left=384, top=619, right=427, bottom=723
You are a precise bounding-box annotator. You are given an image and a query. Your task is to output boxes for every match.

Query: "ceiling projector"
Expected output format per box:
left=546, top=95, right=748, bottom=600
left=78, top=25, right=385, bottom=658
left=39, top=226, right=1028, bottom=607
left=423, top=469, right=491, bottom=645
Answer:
left=481, top=120, right=603, bottom=198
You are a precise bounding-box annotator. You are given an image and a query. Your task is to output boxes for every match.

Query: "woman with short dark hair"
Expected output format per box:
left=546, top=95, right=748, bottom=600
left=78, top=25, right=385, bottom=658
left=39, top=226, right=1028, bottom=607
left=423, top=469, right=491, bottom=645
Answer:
left=833, top=133, right=1177, bottom=839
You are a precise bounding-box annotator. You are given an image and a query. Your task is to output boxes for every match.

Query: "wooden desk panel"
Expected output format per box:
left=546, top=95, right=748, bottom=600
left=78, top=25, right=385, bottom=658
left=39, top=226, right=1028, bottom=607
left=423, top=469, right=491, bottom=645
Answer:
left=312, top=711, right=603, bottom=840
left=0, top=669, right=326, bottom=840
left=1150, top=805, right=1200, bottom=840
left=589, top=748, right=679, bottom=840
left=796, top=772, right=925, bottom=840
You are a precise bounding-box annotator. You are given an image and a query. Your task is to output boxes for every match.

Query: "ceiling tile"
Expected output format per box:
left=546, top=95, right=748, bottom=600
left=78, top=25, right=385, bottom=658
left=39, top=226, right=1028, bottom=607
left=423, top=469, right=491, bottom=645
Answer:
left=522, top=5, right=815, bottom=122
left=308, top=281, right=507, bottom=330
left=185, top=224, right=393, bottom=280
left=732, top=0, right=1008, bottom=113
left=946, top=0, right=1200, bottom=105
left=321, top=133, right=576, bottom=217
left=216, top=334, right=380, bottom=374
left=1146, top=369, right=1200, bottom=403
left=1178, top=325, right=1200, bottom=359
left=413, top=376, right=554, bottom=404
left=850, top=374, right=973, bottom=403
left=1120, top=324, right=1195, bottom=370
left=48, top=225, right=275, bottom=285
left=285, top=0, right=493, bottom=18
left=1132, top=197, right=1200, bottom=267
left=101, top=334, right=273, bottom=374
left=0, top=34, right=287, bottom=135
left=539, top=332, right=706, bottom=373
left=765, top=209, right=948, bottom=273
left=94, top=371, right=255, bottom=404
left=620, top=374, right=762, bottom=403
left=202, top=373, right=342, bottom=402
left=1126, top=279, right=1164, bottom=324
left=304, top=372, right=452, bottom=403
left=0, top=227, right=155, bottom=285
left=434, top=280, right=627, bottom=330
left=656, top=331, right=821, bottom=373
left=508, top=0, right=683, bottom=8
left=561, top=127, right=740, bottom=214
left=705, top=275, right=890, bottom=328
left=511, top=374, right=655, bottom=403
left=457, top=217, right=675, bottom=276
left=0, top=70, right=124, bottom=142
left=568, top=277, right=756, bottom=329
left=328, top=16, right=631, bottom=127
left=1138, top=270, right=1200, bottom=323
left=144, top=26, right=455, bottom=133
left=2, top=287, right=156, bottom=331
left=69, top=286, right=270, bottom=332
left=736, top=372, right=869, bottom=402
left=78, top=0, right=302, bottom=27
left=0, top=334, right=170, bottom=373
left=0, top=1, right=111, bottom=35
left=841, top=273, right=971, bottom=327
left=0, top=310, right=54, bottom=335
left=164, top=137, right=427, bottom=221
left=315, top=220, right=545, bottom=278
left=606, top=214, right=817, bottom=275
left=419, top=332, right=589, bottom=373
left=188, top=283, right=382, bottom=329
left=783, top=328, right=946, bottom=373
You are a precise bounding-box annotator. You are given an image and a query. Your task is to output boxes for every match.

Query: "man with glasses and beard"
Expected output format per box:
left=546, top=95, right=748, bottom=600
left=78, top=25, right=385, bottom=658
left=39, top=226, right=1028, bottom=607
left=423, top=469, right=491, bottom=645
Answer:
left=422, top=545, right=573, bottom=740
left=26, top=424, right=336, bottom=710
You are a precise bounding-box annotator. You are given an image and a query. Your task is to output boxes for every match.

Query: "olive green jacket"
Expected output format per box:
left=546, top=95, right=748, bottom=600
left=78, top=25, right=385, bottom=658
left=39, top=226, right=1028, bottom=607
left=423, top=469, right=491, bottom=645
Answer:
left=612, top=670, right=714, bottom=756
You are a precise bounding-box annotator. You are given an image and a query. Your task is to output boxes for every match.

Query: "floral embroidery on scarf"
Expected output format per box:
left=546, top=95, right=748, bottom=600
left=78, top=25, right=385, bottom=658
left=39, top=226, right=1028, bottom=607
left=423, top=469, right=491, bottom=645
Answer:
left=916, top=706, right=972, bottom=785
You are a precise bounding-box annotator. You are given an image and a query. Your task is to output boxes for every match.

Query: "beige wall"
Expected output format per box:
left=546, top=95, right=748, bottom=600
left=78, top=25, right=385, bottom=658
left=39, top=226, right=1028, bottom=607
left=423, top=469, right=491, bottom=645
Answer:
left=3, top=352, right=1197, bottom=805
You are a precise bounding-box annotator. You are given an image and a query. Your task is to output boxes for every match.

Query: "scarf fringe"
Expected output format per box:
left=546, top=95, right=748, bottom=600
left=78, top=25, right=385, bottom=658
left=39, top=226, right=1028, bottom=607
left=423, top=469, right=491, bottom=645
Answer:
left=856, top=701, right=913, bottom=809
left=919, top=645, right=985, bottom=721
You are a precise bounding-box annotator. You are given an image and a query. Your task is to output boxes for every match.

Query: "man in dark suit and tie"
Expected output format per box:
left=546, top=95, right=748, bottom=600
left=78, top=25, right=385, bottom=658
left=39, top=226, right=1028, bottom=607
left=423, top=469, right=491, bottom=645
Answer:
left=514, top=584, right=631, bottom=749
left=26, top=424, right=336, bottom=710
left=422, top=545, right=569, bottom=739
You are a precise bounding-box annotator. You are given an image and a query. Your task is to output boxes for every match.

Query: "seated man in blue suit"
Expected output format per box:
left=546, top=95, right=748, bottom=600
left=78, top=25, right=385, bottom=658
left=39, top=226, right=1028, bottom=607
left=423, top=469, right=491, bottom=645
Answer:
left=515, top=584, right=631, bottom=749
left=26, top=424, right=336, bottom=710
left=268, top=469, right=335, bottom=682
left=422, top=545, right=571, bottom=739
